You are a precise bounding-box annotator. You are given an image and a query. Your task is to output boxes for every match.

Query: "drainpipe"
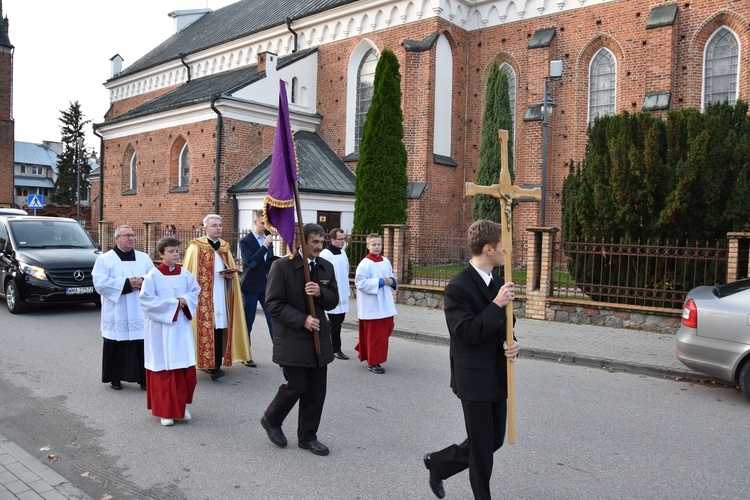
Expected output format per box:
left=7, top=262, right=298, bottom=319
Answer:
left=179, top=53, right=192, bottom=82
left=285, top=17, right=298, bottom=53
left=92, top=125, right=105, bottom=221
left=210, top=94, right=222, bottom=215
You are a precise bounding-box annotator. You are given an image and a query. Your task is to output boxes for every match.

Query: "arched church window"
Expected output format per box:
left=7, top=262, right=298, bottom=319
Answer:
left=354, top=49, right=378, bottom=153
left=129, top=153, right=137, bottom=192
left=179, top=143, right=190, bottom=188
left=703, top=27, right=739, bottom=108
left=588, top=48, right=616, bottom=124
left=499, top=62, right=517, bottom=148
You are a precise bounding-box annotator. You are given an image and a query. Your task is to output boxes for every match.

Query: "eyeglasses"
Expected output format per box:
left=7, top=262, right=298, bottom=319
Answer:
left=118, top=234, right=136, bottom=238
left=334, top=237, right=347, bottom=241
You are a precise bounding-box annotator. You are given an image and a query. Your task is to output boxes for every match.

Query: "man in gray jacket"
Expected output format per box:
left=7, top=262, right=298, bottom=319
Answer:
left=260, top=223, right=338, bottom=456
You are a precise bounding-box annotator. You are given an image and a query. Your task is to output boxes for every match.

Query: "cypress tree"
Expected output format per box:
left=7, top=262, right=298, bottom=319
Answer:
left=52, top=101, right=91, bottom=205
left=473, top=59, right=514, bottom=222
left=352, top=48, right=408, bottom=235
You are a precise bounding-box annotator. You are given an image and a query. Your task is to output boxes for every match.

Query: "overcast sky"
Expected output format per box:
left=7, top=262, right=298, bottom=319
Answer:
left=5, top=0, right=236, bottom=153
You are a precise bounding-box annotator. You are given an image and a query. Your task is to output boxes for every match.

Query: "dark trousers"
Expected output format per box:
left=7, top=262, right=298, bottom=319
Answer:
left=328, top=313, right=345, bottom=352
left=264, top=365, right=328, bottom=442
left=214, top=328, right=225, bottom=370
left=243, top=291, right=274, bottom=343
left=429, top=399, right=507, bottom=500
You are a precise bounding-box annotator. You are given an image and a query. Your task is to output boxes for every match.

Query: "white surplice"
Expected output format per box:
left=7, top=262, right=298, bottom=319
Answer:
left=355, top=257, right=398, bottom=320
left=140, top=266, right=200, bottom=371
left=93, top=250, right=155, bottom=341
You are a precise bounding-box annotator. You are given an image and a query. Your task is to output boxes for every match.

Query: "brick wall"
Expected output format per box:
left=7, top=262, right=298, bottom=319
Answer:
left=0, top=46, right=13, bottom=208
left=99, top=1, right=750, bottom=258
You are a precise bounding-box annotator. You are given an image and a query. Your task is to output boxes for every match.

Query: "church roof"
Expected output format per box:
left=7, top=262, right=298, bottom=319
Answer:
left=115, top=0, right=358, bottom=79
left=103, top=48, right=316, bottom=125
left=228, top=130, right=355, bottom=196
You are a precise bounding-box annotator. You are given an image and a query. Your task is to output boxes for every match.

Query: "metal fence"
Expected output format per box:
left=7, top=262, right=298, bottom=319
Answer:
left=552, top=238, right=728, bottom=309
left=400, top=228, right=529, bottom=292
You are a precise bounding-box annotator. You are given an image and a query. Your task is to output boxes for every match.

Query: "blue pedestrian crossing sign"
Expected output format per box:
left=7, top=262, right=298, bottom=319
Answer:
left=27, top=194, right=44, bottom=209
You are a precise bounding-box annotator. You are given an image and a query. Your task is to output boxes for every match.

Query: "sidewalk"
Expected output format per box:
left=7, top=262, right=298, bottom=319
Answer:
left=1, top=300, right=705, bottom=499
left=343, top=300, right=708, bottom=381
left=0, top=433, right=91, bottom=500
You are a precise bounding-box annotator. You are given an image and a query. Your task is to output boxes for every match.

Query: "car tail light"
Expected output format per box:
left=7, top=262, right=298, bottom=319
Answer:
left=681, top=298, right=697, bottom=329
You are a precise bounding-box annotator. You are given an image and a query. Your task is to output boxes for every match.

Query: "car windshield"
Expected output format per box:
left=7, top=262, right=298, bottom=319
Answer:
left=9, top=220, right=96, bottom=249
left=713, top=278, right=750, bottom=298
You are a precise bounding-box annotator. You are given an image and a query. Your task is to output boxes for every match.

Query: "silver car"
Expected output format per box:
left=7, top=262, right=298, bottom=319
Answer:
left=675, top=278, right=750, bottom=400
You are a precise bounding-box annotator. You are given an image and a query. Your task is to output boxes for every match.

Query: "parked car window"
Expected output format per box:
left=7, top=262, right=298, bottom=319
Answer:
left=714, top=279, right=750, bottom=298
left=0, top=222, right=7, bottom=251
left=10, top=220, right=96, bottom=249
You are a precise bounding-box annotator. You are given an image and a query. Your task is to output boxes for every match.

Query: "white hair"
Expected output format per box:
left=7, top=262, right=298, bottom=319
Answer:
left=203, top=214, right=222, bottom=226
left=114, top=225, right=132, bottom=237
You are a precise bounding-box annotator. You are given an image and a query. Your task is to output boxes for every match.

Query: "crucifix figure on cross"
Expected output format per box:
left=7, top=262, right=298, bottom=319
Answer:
left=464, top=129, right=541, bottom=444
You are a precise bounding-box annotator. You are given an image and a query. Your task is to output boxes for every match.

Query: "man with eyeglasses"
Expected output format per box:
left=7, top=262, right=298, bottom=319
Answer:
left=320, top=228, right=350, bottom=360
left=93, top=225, right=154, bottom=391
left=183, top=214, right=251, bottom=381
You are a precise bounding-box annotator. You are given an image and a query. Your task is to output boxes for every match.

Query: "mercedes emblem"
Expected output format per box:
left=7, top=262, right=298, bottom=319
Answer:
left=73, top=270, right=85, bottom=281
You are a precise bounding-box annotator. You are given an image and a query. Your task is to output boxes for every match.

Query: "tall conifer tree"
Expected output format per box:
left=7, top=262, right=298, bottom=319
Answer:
left=352, top=48, right=408, bottom=234
left=473, top=59, right=513, bottom=222
left=52, top=101, right=91, bottom=205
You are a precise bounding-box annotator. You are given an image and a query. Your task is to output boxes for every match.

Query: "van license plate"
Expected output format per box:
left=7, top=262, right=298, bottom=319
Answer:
left=66, top=287, right=94, bottom=295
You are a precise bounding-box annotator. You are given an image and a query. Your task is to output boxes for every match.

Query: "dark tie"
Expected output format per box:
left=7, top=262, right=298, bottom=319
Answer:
left=488, top=278, right=494, bottom=290
left=309, top=260, right=316, bottom=275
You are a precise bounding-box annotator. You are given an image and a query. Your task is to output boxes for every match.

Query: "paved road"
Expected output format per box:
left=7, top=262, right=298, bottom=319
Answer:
left=1, top=304, right=749, bottom=499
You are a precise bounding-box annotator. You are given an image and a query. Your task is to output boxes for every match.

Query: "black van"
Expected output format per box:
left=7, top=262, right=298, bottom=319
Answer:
left=0, top=216, right=101, bottom=313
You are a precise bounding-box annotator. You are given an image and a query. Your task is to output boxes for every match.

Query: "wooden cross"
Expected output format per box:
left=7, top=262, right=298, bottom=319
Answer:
left=465, top=129, right=541, bottom=445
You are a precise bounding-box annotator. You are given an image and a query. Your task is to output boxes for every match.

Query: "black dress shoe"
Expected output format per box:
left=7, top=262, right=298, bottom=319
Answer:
left=140, top=382, right=146, bottom=390
left=243, top=360, right=257, bottom=367
left=110, top=381, right=123, bottom=390
left=333, top=351, right=349, bottom=360
left=210, top=369, right=225, bottom=381
left=423, top=454, right=445, bottom=499
left=298, top=439, right=329, bottom=456
left=260, top=416, right=287, bottom=447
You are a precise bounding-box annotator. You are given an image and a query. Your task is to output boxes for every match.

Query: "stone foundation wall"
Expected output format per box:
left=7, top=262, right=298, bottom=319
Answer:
left=394, top=286, right=682, bottom=335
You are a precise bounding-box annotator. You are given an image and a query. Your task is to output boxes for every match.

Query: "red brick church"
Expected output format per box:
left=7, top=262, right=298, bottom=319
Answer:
left=95, top=0, right=744, bottom=251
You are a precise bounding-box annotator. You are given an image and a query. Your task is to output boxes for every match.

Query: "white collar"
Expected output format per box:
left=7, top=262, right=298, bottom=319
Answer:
left=469, top=261, right=492, bottom=287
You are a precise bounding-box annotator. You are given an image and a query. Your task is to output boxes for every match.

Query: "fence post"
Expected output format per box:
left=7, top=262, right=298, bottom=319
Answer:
left=143, top=221, right=162, bottom=259
left=382, top=224, right=409, bottom=284
left=524, top=227, right=558, bottom=320
left=726, top=232, right=750, bottom=282
left=98, top=221, right=114, bottom=252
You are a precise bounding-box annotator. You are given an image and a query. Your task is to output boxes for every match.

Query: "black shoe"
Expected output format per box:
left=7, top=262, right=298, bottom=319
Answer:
left=243, top=360, right=257, bottom=367
left=298, top=439, right=329, bottom=456
left=110, top=381, right=123, bottom=390
left=260, top=416, right=287, bottom=447
left=210, top=369, right=225, bottom=381
left=423, top=454, right=445, bottom=499
left=368, top=364, right=385, bottom=374
left=333, top=351, right=349, bottom=360
left=140, top=383, right=146, bottom=390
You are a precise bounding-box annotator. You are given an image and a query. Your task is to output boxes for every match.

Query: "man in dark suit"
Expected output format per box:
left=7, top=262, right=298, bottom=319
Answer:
left=260, top=223, right=338, bottom=456
left=239, top=213, right=275, bottom=367
left=423, top=219, right=520, bottom=499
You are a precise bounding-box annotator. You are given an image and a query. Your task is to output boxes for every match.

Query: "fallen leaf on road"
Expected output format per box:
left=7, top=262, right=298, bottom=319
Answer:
left=81, top=472, right=89, bottom=477
left=101, top=494, right=113, bottom=500
left=40, top=446, right=50, bottom=451
left=47, top=454, right=60, bottom=462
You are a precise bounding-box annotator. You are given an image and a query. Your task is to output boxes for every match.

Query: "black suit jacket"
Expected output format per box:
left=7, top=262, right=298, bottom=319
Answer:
left=266, top=254, right=338, bottom=368
left=240, top=232, right=273, bottom=294
left=444, top=264, right=513, bottom=402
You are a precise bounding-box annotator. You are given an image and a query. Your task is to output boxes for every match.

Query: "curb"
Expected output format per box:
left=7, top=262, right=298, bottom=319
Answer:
left=342, top=321, right=712, bottom=383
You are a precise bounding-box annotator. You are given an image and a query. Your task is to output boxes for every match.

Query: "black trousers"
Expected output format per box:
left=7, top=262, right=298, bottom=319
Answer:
left=264, top=365, right=328, bottom=442
left=428, top=399, right=507, bottom=500
left=328, top=313, right=345, bottom=352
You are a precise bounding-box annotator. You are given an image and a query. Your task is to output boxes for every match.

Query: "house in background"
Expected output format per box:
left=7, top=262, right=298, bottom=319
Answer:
left=14, top=140, right=99, bottom=215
